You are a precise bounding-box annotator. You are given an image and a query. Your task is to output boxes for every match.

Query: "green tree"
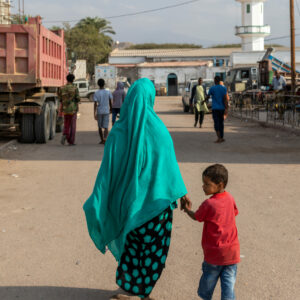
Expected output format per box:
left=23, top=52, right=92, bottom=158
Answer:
left=63, top=17, right=115, bottom=75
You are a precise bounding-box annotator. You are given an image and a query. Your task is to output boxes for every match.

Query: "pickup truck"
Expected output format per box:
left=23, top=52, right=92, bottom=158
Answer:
left=74, top=80, right=98, bottom=101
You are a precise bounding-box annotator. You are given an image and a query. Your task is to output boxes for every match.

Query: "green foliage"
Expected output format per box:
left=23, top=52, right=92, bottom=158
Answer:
left=10, top=14, right=32, bottom=24
left=265, top=44, right=284, bottom=48
left=126, top=43, right=202, bottom=49
left=211, top=43, right=284, bottom=49
left=211, top=43, right=241, bottom=48
left=60, top=17, right=115, bottom=75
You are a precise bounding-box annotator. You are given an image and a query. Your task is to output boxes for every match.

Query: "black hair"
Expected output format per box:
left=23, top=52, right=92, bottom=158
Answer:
left=214, top=76, right=221, bottom=84
left=98, top=78, right=105, bottom=88
left=66, top=73, right=75, bottom=83
left=202, top=164, right=228, bottom=187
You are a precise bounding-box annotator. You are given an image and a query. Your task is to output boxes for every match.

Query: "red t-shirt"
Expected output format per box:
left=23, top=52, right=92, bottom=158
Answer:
left=195, top=191, right=240, bottom=266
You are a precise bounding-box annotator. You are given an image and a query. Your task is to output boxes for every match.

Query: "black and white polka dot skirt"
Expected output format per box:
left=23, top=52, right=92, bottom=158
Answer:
left=116, top=206, right=173, bottom=298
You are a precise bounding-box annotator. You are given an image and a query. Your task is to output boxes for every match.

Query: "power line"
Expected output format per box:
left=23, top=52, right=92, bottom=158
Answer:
left=43, top=0, right=201, bottom=24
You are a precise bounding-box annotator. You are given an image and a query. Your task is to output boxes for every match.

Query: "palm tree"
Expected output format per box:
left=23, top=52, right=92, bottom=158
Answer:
left=76, top=17, right=115, bottom=35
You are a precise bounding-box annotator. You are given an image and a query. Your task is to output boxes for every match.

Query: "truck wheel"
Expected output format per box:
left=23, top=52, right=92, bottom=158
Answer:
left=49, top=102, right=57, bottom=140
left=19, top=114, right=35, bottom=143
left=89, top=93, right=94, bottom=102
left=35, top=102, right=51, bottom=144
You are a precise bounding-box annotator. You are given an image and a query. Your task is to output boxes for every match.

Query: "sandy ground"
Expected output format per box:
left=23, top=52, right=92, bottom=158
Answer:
left=0, top=97, right=300, bottom=300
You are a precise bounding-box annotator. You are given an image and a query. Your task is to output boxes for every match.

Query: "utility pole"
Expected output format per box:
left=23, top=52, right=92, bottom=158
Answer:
left=290, top=0, right=296, bottom=93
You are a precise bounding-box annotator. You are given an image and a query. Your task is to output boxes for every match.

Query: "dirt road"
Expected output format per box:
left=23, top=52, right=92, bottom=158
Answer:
left=0, top=97, right=299, bottom=300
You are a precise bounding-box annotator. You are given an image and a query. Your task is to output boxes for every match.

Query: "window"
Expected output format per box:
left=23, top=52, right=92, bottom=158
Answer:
left=241, top=70, right=250, bottom=80
left=247, top=4, right=251, bottom=14
left=79, top=83, right=87, bottom=89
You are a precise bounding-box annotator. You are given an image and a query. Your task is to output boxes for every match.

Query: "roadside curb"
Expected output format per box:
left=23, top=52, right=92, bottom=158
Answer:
left=0, top=139, right=18, bottom=155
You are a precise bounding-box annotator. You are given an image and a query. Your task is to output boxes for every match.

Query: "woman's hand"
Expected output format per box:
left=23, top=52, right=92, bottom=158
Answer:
left=180, top=194, right=192, bottom=211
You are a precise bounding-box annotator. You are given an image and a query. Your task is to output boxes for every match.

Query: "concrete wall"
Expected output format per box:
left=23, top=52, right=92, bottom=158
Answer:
left=231, top=50, right=300, bottom=70
left=74, top=60, right=87, bottom=80
left=116, top=67, right=139, bottom=83
left=242, top=36, right=265, bottom=52
left=242, top=2, right=264, bottom=26
left=109, top=57, right=145, bottom=64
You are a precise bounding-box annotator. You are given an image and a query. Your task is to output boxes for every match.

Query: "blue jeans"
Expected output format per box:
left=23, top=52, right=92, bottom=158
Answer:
left=198, top=261, right=237, bottom=300
left=112, top=108, right=121, bottom=124
left=212, top=110, right=225, bottom=139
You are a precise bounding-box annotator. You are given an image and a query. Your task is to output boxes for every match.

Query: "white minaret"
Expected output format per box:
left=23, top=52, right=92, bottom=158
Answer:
left=0, top=0, right=11, bottom=25
left=235, top=0, right=270, bottom=52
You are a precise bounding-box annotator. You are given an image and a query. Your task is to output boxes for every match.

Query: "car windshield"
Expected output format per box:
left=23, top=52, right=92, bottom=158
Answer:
left=202, top=81, right=214, bottom=95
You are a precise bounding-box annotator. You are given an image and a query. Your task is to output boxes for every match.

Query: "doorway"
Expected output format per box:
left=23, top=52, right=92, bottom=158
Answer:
left=167, top=73, right=178, bottom=96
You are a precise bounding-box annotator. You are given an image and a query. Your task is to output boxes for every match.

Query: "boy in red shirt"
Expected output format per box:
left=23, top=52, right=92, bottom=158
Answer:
left=181, top=164, right=240, bottom=300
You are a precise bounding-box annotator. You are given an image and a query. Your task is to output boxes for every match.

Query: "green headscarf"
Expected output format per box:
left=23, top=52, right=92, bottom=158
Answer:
left=83, top=78, right=187, bottom=261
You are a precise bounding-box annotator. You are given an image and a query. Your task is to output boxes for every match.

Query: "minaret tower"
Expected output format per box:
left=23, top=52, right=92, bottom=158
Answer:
left=235, top=0, right=270, bottom=51
left=0, top=0, right=11, bottom=25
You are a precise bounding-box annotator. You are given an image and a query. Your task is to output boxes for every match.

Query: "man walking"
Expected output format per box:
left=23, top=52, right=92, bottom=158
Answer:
left=94, top=78, right=112, bottom=144
left=58, top=74, right=80, bottom=146
left=207, top=76, right=228, bottom=143
left=193, top=78, right=208, bottom=128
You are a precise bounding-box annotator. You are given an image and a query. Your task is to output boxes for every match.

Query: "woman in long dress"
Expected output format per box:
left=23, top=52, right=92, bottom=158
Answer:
left=83, top=78, right=189, bottom=299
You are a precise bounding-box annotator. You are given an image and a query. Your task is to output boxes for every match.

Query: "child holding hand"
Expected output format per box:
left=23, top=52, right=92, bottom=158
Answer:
left=181, top=164, right=240, bottom=300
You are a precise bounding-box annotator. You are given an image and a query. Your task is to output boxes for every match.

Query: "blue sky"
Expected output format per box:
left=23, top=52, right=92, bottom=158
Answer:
left=18, top=0, right=300, bottom=47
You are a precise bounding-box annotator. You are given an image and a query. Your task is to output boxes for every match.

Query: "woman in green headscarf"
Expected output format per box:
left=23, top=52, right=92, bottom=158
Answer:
left=83, top=78, right=189, bottom=300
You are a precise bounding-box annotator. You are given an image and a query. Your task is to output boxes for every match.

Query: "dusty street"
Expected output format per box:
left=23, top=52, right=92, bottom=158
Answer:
left=0, top=97, right=300, bottom=300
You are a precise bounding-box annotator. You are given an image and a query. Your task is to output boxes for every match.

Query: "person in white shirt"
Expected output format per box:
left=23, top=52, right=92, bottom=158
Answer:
left=94, top=79, right=112, bottom=144
left=272, top=71, right=286, bottom=91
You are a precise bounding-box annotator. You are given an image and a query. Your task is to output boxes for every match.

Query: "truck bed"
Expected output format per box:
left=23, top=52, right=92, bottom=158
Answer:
left=0, top=16, right=67, bottom=93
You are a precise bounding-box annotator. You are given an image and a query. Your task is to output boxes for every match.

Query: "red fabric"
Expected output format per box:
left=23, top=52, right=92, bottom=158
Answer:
left=63, top=114, right=77, bottom=145
left=195, top=191, right=240, bottom=266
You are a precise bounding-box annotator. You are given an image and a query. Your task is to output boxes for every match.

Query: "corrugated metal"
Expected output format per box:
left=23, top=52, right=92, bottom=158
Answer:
left=137, top=61, right=210, bottom=67
left=111, top=48, right=241, bottom=58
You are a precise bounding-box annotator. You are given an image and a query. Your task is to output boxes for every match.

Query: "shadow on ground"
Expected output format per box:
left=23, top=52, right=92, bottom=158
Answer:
left=1, top=127, right=300, bottom=164
left=0, top=286, right=122, bottom=300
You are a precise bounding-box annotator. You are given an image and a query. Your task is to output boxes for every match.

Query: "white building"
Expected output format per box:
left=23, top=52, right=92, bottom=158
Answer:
left=109, top=48, right=239, bottom=95
left=0, top=0, right=10, bottom=25
left=235, top=0, right=270, bottom=51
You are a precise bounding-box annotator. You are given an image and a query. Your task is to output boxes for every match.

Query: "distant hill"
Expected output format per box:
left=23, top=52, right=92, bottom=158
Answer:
left=126, top=43, right=203, bottom=50
left=211, top=43, right=284, bottom=49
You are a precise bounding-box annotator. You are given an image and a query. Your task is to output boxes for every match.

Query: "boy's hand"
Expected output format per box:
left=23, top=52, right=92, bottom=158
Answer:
left=180, top=194, right=192, bottom=211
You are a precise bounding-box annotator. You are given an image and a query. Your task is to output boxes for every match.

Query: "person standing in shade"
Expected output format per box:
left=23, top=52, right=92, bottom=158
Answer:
left=94, top=78, right=113, bottom=144
left=112, top=81, right=126, bottom=126
left=207, top=76, right=228, bottom=143
left=193, top=78, right=209, bottom=128
left=59, top=73, right=80, bottom=146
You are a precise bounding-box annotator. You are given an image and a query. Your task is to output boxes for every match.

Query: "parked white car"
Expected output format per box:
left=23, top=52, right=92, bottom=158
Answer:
left=74, top=80, right=98, bottom=101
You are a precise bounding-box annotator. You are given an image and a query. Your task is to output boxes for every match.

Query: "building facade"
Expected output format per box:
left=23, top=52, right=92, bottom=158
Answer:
left=109, top=48, right=239, bottom=95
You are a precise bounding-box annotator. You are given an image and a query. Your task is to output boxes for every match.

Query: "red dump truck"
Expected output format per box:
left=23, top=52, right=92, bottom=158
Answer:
left=0, top=16, right=67, bottom=143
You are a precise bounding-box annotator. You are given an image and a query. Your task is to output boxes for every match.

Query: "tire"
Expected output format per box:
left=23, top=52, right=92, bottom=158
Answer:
left=19, top=114, right=35, bottom=143
left=49, top=102, right=57, bottom=140
left=35, top=102, right=51, bottom=144
left=89, top=93, right=94, bottom=102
